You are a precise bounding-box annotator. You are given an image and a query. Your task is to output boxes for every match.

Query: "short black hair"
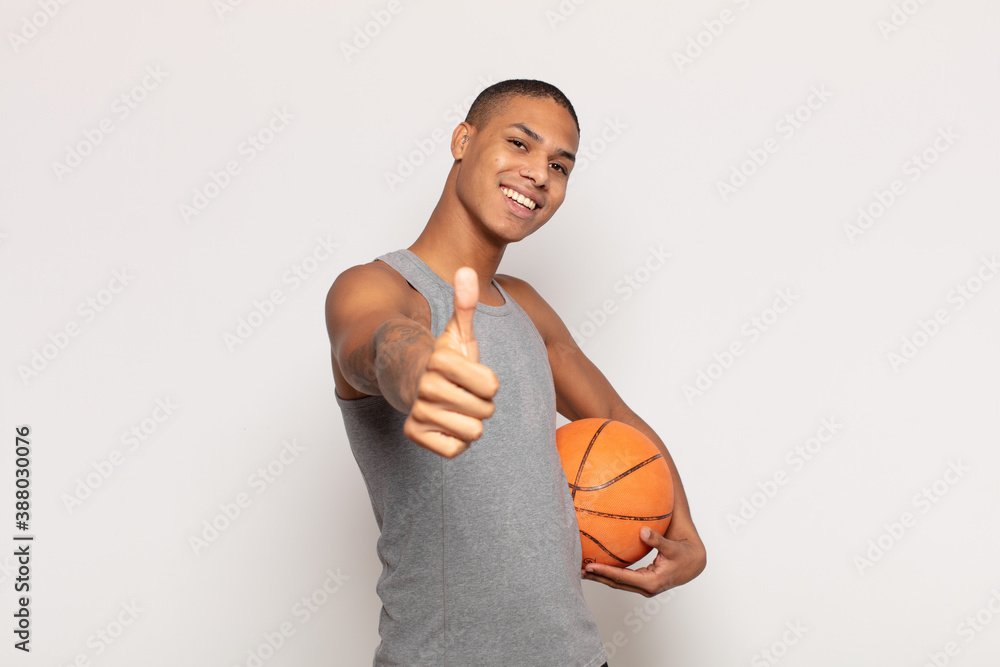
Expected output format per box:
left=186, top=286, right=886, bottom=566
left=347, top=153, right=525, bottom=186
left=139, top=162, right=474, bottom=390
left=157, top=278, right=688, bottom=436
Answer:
left=465, top=79, right=580, bottom=136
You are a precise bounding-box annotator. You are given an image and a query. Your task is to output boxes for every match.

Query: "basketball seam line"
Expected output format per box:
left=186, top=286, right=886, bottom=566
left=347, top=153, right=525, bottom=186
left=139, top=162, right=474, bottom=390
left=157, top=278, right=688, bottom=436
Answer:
left=572, top=419, right=612, bottom=501
left=577, top=508, right=673, bottom=521
left=579, top=528, right=630, bottom=565
left=568, top=453, right=664, bottom=492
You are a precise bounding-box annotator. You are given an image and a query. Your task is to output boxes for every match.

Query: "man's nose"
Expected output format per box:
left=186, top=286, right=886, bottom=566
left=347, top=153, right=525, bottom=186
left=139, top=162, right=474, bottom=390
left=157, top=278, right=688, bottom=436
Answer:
left=520, top=157, right=548, bottom=188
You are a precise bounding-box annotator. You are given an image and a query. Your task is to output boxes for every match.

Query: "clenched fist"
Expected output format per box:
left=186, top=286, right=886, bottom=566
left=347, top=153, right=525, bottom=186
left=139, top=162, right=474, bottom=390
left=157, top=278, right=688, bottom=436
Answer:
left=403, top=267, right=500, bottom=458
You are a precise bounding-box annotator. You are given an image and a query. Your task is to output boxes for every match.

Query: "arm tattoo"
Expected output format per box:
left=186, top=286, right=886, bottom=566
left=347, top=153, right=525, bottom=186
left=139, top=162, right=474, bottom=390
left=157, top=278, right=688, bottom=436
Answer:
left=342, top=322, right=433, bottom=402
left=372, top=321, right=434, bottom=411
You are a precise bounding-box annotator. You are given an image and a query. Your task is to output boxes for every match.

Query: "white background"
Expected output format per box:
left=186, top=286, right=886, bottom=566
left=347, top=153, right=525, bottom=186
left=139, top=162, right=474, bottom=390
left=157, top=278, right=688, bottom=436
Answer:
left=2, top=1, right=999, bottom=666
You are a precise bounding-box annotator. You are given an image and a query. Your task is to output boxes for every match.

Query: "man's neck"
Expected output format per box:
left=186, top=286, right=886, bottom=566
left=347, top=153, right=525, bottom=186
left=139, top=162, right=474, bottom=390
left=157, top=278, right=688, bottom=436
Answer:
left=408, top=191, right=507, bottom=306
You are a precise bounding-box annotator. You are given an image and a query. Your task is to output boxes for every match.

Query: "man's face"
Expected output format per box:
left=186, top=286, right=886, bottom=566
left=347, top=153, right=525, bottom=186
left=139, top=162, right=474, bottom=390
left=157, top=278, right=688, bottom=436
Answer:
left=453, top=95, right=580, bottom=245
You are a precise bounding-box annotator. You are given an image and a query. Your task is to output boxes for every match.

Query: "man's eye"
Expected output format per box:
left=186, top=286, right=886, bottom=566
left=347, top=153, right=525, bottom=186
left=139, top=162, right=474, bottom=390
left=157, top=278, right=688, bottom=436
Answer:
left=508, top=138, right=526, bottom=149
left=551, top=163, right=567, bottom=175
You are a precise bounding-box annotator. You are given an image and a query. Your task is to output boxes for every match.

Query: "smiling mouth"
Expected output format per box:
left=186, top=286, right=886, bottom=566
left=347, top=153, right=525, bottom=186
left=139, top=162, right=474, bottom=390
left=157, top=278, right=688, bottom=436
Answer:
left=501, top=186, right=539, bottom=211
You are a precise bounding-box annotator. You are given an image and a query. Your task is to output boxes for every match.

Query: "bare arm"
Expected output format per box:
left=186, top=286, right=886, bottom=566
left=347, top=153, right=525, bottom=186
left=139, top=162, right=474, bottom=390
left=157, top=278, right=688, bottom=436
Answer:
left=352, top=318, right=436, bottom=413
left=326, top=263, right=498, bottom=457
left=326, top=263, right=434, bottom=409
left=498, top=274, right=706, bottom=595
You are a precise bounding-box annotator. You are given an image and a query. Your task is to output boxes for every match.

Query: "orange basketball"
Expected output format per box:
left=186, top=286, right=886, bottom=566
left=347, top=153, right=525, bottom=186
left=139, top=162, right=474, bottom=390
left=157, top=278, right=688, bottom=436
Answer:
left=556, top=418, right=674, bottom=567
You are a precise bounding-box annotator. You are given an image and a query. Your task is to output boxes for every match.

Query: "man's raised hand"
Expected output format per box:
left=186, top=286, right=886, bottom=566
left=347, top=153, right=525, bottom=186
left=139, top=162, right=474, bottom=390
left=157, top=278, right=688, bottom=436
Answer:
left=403, top=268, right=499, bottom=457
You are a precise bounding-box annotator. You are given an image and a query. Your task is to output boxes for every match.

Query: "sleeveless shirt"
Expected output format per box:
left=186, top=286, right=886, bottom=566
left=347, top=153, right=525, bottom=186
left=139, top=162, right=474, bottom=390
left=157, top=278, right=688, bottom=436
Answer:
left=335, top=249, right=608, bottom=667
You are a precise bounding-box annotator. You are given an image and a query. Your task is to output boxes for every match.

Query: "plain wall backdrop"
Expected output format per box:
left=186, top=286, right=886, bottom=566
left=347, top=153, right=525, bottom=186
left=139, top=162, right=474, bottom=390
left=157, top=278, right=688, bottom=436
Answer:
left=2, top=1, right=999, bottom=665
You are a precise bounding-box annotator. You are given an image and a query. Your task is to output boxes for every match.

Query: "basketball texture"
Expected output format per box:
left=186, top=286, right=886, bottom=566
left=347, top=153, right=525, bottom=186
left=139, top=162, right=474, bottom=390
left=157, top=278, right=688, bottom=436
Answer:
left=556, top=418, right=674, bottom=567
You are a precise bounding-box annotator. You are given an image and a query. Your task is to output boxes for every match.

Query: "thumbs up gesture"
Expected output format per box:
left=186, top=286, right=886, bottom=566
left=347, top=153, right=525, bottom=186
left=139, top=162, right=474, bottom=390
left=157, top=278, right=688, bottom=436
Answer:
left=403, top=268, right=500, bottom=458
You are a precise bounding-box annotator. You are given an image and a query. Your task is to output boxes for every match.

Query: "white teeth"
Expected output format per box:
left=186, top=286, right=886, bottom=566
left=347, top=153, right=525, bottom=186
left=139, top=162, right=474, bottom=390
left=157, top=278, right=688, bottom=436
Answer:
left=502, top=187, right=536, bottom=210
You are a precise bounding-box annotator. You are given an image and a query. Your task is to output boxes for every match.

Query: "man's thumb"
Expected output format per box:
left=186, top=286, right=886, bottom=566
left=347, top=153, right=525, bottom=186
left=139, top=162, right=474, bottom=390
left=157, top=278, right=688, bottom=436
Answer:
left=450, top=267, right=479, bottom=346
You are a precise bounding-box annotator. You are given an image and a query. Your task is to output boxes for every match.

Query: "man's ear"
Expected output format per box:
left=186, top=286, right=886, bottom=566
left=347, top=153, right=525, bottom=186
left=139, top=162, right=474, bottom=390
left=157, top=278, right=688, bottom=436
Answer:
left=451, top=122, right=474, bottom=159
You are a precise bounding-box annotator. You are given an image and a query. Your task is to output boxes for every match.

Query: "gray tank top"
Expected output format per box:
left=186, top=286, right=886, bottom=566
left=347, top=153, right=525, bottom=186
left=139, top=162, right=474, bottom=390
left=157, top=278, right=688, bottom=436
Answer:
left=336, top=249, right=608, bottom=667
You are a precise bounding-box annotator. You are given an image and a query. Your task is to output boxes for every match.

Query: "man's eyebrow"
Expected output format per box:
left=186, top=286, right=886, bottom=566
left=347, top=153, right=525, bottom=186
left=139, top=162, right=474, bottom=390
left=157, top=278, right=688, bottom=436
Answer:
left=507, top=123, right=576, bottom=163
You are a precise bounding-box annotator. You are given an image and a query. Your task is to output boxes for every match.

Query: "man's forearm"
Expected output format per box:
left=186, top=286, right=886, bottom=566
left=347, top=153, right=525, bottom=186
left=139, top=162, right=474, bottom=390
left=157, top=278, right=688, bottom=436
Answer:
left=373, top=319, right=435, bottom=413
left=610, top=405, right=702, bottom=543
left=344, top=319, right=435, bottom=414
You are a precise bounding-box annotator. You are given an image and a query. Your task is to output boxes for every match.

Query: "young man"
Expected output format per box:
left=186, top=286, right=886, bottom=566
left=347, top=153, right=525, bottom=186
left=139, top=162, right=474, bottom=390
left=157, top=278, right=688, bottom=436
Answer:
left=326, top=80, right=706, bottom=666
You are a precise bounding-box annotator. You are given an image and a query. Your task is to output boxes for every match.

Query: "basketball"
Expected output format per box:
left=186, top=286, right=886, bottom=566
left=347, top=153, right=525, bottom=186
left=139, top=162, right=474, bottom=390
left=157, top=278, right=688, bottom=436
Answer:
left=556, top=418, right=674, bottom=567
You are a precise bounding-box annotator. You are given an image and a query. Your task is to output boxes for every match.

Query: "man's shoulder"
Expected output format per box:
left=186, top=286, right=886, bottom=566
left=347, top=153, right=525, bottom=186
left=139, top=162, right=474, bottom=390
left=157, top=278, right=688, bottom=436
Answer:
left=495, top=272, right=540, bottom=297
left=326, top=258, right=422, bottom=322
left=495, top=273, right=562, bottom=343
left=334, top=258, right=405, bottom=288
